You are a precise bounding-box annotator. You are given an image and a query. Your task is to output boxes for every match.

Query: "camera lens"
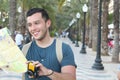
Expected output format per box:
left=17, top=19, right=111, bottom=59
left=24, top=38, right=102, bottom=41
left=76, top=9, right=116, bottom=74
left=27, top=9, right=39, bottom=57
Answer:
left=27, top=70, right=34, bottom=76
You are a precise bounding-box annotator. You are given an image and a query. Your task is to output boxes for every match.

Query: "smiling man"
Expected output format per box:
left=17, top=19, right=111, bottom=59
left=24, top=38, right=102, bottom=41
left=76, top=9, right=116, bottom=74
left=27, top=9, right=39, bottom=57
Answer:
left=22, top=8, right=76, bottom=80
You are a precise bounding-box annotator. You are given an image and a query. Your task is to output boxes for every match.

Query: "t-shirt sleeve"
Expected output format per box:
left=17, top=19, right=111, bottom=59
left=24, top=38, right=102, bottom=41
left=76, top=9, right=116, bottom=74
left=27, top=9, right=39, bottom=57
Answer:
left=61, top=43, right=77, bottom=67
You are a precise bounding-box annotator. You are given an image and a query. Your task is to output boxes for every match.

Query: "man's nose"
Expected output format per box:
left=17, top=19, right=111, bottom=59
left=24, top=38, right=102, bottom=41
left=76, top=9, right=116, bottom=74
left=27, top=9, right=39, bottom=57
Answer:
left=30, top=24, right=37, bottom=30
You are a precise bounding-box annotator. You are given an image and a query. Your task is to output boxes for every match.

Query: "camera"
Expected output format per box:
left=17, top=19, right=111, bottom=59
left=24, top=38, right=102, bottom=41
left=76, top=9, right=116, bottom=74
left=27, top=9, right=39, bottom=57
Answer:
left=27, top=62, right=39, bottom=78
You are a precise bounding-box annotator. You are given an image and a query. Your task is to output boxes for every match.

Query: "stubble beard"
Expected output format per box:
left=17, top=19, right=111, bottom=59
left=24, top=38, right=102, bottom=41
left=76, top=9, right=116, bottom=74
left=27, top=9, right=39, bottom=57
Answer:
left=36, top=30, right=47, bottom=41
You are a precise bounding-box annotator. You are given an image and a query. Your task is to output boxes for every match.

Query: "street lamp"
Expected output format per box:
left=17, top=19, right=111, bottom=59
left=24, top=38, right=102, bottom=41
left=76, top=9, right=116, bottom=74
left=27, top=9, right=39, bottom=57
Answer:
left=92, top=0, right=104, bottom=70
left=75, top=12, right=80, bottom=47
left=2, top=18, right=5, bottom=22
left=0, top=12, right=1, bottom=18
left=80, top=4, right=88, bottom=54
left=69, top=18, right=76, bottom=43
left=68, top=18, right=76, bottom=42
left=69, top=18, right=76, bottom=27
left=2, top=18, right=5, bottom=27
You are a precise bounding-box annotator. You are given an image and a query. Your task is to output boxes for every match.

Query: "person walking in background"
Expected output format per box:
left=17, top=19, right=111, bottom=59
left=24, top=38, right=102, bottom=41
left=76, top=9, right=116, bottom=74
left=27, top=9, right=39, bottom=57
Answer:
left=24, top=30, right=31, bottom=44
left=15, top=30, right=24, bottom=50
left=22, top=8, right=76, bottom=80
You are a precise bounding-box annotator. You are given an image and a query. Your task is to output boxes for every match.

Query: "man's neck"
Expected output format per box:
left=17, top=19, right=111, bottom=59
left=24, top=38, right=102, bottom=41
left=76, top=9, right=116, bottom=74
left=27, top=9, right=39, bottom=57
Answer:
left=36, top=37, right=54, bottom=48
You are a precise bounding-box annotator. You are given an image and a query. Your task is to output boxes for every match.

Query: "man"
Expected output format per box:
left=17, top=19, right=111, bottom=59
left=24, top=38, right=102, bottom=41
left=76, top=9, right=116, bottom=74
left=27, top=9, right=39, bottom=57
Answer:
left=23, top=8, right=76, bottom=80
left=24, top=30, right=31, bottom=44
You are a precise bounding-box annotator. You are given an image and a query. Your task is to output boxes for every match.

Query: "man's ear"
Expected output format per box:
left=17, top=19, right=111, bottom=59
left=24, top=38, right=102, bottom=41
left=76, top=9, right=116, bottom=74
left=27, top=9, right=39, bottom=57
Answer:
left=46, top=19, right=51, bottom=28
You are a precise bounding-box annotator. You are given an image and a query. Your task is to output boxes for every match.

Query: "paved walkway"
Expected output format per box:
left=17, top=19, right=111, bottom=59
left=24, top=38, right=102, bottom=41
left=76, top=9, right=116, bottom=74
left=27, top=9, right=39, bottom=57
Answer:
left=0, top=71, right=22, bottom=80
left=0, top=37, right=119, bottom=80
left=60, top=37, right=119, bottom=80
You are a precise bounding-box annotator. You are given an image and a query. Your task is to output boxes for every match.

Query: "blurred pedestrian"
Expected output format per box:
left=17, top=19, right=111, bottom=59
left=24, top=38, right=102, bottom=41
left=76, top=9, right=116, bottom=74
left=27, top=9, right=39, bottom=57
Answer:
left=15, top=30, right=24, bottom=50
left=24, top=30, right=31, bottom=44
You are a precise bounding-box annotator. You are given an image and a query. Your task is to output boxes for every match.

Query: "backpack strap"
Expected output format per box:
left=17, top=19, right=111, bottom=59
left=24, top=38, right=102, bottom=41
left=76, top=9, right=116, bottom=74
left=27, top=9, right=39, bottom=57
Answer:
left=56, top=39, right=63, bottom=63
left=22, top=42, right=32, bottom=56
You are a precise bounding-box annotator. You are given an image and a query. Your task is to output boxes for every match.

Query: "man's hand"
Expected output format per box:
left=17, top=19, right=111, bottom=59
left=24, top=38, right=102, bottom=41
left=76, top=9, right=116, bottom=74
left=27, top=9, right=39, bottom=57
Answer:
left=26, top=61, right=51, bottom=77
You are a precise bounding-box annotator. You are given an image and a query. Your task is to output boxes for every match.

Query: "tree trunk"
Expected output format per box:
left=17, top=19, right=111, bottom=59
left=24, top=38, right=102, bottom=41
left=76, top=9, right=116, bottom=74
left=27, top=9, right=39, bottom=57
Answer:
left=101, top=0, right=110, bottom=55
left=92, top=0, right=98, bottom=51
left=8, top=0, right=17, bottom=39
left=17, top=11, right=26, bottom=34
left=112, top=0, right=119, bottom=62
left=88, top=0, right=93, bottom=48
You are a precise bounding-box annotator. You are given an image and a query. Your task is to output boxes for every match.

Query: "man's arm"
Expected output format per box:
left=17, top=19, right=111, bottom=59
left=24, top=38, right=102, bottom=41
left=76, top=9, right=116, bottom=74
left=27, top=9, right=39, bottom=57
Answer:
left=48, top=65, right=76, bottom=80
left=32, top=61, right=76, bottom=80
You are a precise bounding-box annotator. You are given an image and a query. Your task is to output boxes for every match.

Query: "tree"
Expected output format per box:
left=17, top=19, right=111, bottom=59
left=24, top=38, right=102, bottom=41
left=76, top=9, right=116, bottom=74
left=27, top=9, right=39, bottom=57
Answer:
left=58, top=0, right=88, bottom=41
left=88, top=0, right=93, bottom=48
left=112, top=0, right=119, bottom=62
left=8, top=0, right=17, bottom=39
left=101, top=0, right=110, bottom=55
left=0, top=0, right=9, bottom=27
left=91, top=0, right=98, bottom=51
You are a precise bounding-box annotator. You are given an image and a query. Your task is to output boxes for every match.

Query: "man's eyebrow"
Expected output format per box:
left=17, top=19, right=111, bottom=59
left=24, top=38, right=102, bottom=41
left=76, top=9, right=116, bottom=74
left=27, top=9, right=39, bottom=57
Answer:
left=27, top=19, right=40, bottom=23
left=35, top=20, right=40, bottom=22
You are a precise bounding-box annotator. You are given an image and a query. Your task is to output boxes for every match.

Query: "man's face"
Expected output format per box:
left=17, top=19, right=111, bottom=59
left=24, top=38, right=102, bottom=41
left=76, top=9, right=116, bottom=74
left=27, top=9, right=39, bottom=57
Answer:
left=26, top=13, right=50, bottom=40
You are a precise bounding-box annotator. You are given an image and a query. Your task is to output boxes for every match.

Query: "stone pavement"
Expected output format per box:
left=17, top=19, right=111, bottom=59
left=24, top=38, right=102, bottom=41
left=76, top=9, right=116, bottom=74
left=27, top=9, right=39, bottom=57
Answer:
left=60, top=37, right=119, bottom=80
left=0, top=37, right=119, bottom=80
left=0, top=71, right=22, bottom=80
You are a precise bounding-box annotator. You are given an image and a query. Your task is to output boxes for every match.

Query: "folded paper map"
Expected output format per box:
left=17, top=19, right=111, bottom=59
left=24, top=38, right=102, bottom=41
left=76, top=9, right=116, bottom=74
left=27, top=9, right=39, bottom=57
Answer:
left=0, top=27, right=27, bottom=73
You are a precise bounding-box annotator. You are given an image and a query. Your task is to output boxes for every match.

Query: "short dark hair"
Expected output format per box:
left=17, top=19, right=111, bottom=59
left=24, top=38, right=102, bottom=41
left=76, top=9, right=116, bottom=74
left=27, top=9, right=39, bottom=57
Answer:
left=26, top=8, right=50, bottom=21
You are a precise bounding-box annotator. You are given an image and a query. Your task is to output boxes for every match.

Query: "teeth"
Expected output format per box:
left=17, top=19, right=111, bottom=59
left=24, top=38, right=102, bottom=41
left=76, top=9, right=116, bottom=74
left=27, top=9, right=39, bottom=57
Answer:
left=33, top=32, right=39, bottom=35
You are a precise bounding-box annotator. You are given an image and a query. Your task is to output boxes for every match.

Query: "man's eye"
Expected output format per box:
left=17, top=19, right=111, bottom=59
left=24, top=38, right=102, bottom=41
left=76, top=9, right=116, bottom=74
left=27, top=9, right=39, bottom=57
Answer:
left=35, top=21, right=40, bottom=24
left=27, top=24, right=32, bottom=27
